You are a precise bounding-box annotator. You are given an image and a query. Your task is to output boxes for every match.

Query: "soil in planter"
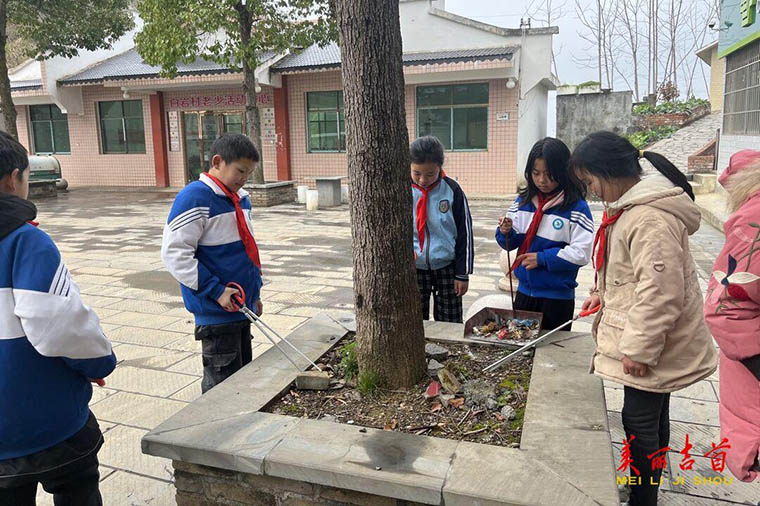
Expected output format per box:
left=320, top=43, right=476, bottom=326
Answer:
left=263, top=335, right=533, bottom=447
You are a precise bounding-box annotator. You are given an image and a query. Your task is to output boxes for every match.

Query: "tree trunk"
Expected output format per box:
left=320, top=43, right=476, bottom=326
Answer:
left=243, top=65, right=265, bottom=184
left=0, top=0, right=17, bottom=140
left=334, top=0, right=426, bottom=389
left=237, top=3, right=265, bottom=184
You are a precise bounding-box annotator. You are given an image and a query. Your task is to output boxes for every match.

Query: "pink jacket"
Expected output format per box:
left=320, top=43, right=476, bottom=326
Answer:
left=704, top=190, right=760, bottom=482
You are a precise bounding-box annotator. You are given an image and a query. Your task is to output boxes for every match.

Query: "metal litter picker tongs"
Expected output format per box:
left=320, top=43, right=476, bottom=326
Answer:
left=226, top=282, right=322, bottom=372
left=483, top=305, right=600, bottom=372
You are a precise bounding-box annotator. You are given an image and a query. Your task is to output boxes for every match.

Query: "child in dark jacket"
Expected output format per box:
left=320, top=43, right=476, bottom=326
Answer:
left=411, top=136, right=474, bottom=323
left=496, top=137, right=593, bottom=330
left=0, top=131, right=116, bottom=506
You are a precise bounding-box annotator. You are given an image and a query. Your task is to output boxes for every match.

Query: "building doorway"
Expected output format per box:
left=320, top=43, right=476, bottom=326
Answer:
left=183, top=111, right=245, bottom=181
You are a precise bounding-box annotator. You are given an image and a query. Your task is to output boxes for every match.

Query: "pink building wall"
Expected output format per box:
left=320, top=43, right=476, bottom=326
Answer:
left=12, top=64, right=520, bottom=195
left=285, top=70, right=519, bottom=195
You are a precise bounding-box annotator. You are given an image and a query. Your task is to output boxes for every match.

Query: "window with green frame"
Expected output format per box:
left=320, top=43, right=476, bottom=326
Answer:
left=29, top=104, right=70, bottom=154
left=307, top=91, right=345, bottom=152
left=416, top=83, right=489, bottom=150
left=98, top=100, right=146, bottom=154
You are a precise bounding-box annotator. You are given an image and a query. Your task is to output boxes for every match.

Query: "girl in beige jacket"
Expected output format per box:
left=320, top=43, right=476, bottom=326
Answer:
left=571, top=132, right=718, bottom=506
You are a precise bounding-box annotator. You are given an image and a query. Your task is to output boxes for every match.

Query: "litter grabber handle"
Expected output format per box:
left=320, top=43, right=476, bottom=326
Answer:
left=223, top=282, right=322, bottom=372
left=483, top=305, right=600, bottom=373
left=225, top=281, right=247, bottom=312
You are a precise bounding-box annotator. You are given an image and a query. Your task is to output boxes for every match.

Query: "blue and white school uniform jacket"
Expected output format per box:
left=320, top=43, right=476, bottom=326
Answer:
left=495, top=195, right=594, bottom=300
left=161, top=173, right=262, bottom=326
left=0, top=218, right=116, bottom=460
left=412, top=176, right=474, bottom=280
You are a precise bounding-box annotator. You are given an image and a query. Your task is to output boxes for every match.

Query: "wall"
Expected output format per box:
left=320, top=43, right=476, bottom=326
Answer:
left=17, top=85, right=157, bottom=187
left=286, top=70, right=520, bottom=195
left=556, top=90, right=632, bottom=150
left=400, top=0, right=514, bottom=51
left=709, top=48, right=725, bottom=112
left=517, top=84, right=548, bottom=188
left=717, top=134, right=758, bottom=184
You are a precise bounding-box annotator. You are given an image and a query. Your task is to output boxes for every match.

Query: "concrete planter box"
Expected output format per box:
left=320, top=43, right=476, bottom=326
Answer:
left=245, top=181, right=296, bottom=207
left=142, top=314, right=618, bottom=506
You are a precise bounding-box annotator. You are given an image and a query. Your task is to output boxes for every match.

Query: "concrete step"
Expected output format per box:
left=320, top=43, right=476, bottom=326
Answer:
left=692, top=173, right=717, bottom=193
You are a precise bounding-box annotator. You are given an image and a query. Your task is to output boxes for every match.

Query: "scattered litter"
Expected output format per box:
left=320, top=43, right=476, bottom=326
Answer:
left=472, top=316, right=540, bottom=341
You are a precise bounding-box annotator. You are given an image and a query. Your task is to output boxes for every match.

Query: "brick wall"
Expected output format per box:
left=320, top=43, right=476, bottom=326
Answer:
left=286, top=70, right=519, bottom=195
left=173, top=461, right=425, bottom=506
left=247, top=183, right=296, bottom=207
left=687, top=139, right=716, bottom=173
left=633, top=107, right=710, bottom=130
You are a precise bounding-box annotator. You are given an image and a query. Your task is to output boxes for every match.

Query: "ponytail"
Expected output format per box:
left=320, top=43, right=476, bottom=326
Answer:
left=570, top=131, right=695, bottom=201
left=641, top=151, right=695, bottom=201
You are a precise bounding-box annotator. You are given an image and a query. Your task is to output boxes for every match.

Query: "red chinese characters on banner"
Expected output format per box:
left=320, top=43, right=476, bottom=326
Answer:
left=168, top=93, right=270, bottom=109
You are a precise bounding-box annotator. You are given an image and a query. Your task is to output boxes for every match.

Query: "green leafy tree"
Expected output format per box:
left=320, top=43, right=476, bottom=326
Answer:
left=0, top=0, right=133, bottom=139
left=135, top=0, right=335, bottom=184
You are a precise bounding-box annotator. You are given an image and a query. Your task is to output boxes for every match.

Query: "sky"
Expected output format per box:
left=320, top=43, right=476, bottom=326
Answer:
left=444, top=0, right=714, bottom=133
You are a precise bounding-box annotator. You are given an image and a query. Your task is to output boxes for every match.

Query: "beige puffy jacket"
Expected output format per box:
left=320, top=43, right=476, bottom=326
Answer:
left=591, top=174, right=718, bottom=392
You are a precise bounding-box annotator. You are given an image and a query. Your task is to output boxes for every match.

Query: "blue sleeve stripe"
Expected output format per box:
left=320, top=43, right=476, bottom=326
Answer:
left=570, top=217, right=594, bottom=234
left=170, top=212, right=208, bottom=232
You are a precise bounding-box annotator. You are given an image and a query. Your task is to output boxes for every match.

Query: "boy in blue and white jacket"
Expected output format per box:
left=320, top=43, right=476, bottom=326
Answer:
left=496, top=137, right=593, bottom=330
left=162, top=133, right=263, bottom=393
left=0, top=131, right=115, bottom=505
left=411, top=136, right=474, bottom=323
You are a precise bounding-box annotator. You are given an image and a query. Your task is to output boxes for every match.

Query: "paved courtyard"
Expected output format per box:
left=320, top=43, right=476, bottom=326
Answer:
left=30, top=190, right=758, bottom=505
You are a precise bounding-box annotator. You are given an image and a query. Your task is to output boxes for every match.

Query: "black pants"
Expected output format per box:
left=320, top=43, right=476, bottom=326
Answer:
left=513, top=292, right=575, bottom=331
left=0, top=413, right=103, bottom=506
left=417, top=263, right=462, bottom=323
left=622, top=386, right=671, bottom=506
left=196, top=320, right=253, bottom=393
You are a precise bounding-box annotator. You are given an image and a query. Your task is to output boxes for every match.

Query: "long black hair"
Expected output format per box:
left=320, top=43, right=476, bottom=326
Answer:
left=518, top=137, right=586, bottom=210
left=570, top=131, right=694, bottom=201
left=410, top=135, right=445, bottom=166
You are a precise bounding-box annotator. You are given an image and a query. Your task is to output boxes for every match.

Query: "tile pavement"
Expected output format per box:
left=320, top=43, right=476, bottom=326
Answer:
left=26, top=191, right=756, bottom=505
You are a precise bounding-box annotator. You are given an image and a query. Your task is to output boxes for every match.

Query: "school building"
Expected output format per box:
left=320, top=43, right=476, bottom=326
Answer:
left=8, top=0, right=558, bottom=195
left=715, top=0, right=760, bottom=171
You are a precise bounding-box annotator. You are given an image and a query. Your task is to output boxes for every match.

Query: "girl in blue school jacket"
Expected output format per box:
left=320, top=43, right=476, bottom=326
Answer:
left=411, top=136, right=474, bottom=323
left=496, top=137, right=593, bottom=331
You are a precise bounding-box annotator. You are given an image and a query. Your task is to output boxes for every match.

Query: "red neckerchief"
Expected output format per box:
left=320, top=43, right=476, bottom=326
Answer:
left=204, top=173, right=262, bottom=270
left=412, top=170, right=446, bottom=252
left=592, top=209, right=624, bottom=287
left=510, top=192, right=563, bottom=272
left=27, top=221, right=38, bottom=227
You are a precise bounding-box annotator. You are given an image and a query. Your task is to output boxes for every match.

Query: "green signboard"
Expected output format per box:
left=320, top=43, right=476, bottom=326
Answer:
left=719, top=0, right=760, bottom=57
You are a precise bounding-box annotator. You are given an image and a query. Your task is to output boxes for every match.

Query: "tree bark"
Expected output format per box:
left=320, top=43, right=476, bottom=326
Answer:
left=237, top=3, right=265, bottom=184
left=334, top=0, right=426, bottom=389
left=0, top=0, right=17, bottom=140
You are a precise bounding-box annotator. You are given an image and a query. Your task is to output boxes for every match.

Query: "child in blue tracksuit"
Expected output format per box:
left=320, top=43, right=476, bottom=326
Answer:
left=411, top=136, right=474, bottom=323
left=0, top=131, right=116, bottom=505
left=162, top=133, right=263, bottom=393
left=495, top=137, right=593, bottom=330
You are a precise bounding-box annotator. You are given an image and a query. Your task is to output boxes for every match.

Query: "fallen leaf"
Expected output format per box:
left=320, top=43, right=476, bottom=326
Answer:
left=431, top=402, right=443, bottom=413
left=392, top=418, right=398, bottom=429
left=449, top=397, right=465, bottom=408
left=384, top=423, right=392, bottom=431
